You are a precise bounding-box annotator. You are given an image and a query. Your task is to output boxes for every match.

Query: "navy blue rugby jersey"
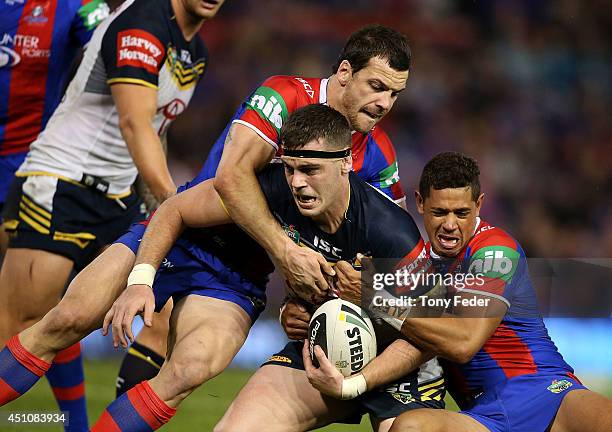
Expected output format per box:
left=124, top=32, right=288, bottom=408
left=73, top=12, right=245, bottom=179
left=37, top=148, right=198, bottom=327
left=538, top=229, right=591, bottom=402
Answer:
left=182, top=164, right=425, bottom=287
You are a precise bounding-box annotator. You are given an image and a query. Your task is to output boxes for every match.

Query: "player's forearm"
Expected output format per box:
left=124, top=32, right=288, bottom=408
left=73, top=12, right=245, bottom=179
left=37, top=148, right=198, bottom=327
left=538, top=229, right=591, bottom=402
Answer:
left=134, top=195, right=185, bottom=270
left=214, top=160, right=291, bottom=261
left=120, top=118, right=176, bottom=202
left=400, top=317, right=477, bottom=363
left=361, top=339, right=432, bottom=390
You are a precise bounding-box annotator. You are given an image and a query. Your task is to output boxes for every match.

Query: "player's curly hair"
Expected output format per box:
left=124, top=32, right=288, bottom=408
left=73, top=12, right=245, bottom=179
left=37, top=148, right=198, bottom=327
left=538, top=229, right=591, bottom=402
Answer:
left=280, top=104, right=351, bottom=151
left=332, top=24, right=411, bottom=74
left=419, top=152, right=481, bottom=201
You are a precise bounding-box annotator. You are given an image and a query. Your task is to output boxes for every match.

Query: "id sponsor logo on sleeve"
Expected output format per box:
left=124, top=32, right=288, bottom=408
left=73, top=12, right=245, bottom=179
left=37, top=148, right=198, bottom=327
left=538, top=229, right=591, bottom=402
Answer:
left=116, top=29, right=164, bottom=74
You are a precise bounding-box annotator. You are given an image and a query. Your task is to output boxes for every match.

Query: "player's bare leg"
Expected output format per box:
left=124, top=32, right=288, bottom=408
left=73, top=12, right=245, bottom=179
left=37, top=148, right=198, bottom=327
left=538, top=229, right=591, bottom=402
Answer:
left=550, top=389, right=612, bottom=432
left=0, top=227, right=8, bottom=258
left=0, top=248, right=73, bottom=344
left=115, top=299, right=172, bottom=396
left=91, top=295, right=251, bottom=430
left=389, top=408, right=490, bottom=432
left=19, top=244, right=135, bottom=360
left=0, top=243, right=135, bottom=406
left=214, top=365, right=359, bottom=432
left=133, top=300, right=171, bottom=356
left=370, top=416, right=395, bottom=432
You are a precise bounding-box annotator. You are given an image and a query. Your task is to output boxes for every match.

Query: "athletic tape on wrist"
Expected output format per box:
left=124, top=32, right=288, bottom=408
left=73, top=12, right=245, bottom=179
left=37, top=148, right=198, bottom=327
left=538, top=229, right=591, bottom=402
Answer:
left=341, top=374, right=367, bottom=400
left=127, top=263, right=156, bottom=288
left=370, top=288, right=410, bottom=331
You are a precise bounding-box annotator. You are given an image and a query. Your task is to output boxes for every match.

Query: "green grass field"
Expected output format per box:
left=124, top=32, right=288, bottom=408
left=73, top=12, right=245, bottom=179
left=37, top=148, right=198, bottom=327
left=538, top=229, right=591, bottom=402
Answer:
left=1, top=360, right=398, bottom=431
left=3, top=360, right=610, bottom=431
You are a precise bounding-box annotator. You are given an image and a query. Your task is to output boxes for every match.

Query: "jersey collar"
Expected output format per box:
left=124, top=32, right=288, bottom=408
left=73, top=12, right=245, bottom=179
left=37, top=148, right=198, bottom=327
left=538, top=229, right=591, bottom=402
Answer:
left=319, top=78, right=328, bottom=104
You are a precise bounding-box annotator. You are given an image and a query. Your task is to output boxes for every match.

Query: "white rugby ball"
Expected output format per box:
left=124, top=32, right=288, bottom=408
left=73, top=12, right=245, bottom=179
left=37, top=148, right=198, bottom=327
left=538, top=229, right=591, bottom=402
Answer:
left=308, top=298, right=377, bottom=377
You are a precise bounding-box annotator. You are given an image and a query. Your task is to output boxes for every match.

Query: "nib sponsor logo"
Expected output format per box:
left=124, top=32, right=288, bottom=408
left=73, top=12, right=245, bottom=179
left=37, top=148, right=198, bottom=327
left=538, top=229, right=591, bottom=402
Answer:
left=117, top=30, right=165, bottom=74
left=248, top=86, right=288, bottom=131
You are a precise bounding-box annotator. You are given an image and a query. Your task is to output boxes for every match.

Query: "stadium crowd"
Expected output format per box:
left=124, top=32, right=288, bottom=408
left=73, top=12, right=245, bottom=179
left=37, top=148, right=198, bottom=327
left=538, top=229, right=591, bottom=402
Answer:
left=169, top=0, right=612, bottom=259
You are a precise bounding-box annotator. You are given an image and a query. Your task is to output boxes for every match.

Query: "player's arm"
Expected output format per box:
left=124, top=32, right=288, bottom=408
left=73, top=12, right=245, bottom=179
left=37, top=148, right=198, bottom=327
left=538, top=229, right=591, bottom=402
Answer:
left=366, top=263, right=509, bottom=363
left=102, top=180, right=230, bottom=347
left=112, top=83, right=175, bottom=203
left=359, top=338, right=432, bottom=391
left=303, top=338, right=432, bottom=400
left=213, top=123, right=334, bottom=299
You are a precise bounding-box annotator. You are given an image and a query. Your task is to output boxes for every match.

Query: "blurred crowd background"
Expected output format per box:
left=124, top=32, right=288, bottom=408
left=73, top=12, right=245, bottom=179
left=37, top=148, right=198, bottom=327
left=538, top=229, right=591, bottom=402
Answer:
left=87, top=0, right=612, bottom=385
left=167, top=0, right=612, bottom=258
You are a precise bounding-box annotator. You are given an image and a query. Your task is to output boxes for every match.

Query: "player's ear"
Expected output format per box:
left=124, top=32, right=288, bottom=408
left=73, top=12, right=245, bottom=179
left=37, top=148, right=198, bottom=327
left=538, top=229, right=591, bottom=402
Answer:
left=474, top=193, right=484, bottom=215
left=415, top=190, right=425, bottom=214
left=340, top=156, right=352, bottom=174
left=336, top=60, right=353, bottom=86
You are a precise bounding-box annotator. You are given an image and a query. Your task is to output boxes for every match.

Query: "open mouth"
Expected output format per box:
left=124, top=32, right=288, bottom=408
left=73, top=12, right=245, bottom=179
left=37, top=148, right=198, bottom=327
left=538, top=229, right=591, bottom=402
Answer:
left=437, top=233, right=460, bottom=250
left=201, top=0, right=219, bottom=8
left=361, top=109, right=381, bottom=121
left=295, top=194, right=317, bottom=208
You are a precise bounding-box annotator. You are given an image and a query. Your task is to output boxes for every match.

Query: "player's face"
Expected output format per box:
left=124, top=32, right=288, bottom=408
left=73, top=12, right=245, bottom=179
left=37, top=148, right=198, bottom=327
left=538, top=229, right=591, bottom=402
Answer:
left=340, top=57, right=408, bottom=133
left=416, top=187, right=484, bottom=258
left=282, top=142, right=351, bottom=221
left=183, top=0, right=226, bottom=19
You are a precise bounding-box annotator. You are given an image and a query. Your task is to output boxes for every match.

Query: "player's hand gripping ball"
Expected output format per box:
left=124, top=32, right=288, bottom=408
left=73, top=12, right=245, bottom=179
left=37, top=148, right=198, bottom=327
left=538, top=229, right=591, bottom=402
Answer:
left=308, top=298, right=377, bottom=377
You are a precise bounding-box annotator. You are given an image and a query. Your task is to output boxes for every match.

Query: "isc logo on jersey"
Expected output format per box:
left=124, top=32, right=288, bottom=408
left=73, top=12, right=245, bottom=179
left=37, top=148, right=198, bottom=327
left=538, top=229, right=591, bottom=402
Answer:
left=117, top=29, right=165, bottom=74
left=313, top=235, right=342, bottom=258
left=247, top=86, right=288, bottom=132
left=309, top=299, right=377, bottom=377
left=468, top=246, right=520, bottom=282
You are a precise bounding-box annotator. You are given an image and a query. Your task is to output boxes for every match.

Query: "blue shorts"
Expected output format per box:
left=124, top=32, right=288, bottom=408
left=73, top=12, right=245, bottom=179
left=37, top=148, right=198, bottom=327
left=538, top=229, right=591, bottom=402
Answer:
left=0, top=152, right=27, bottom=210
left=116, top=223, right=267, bottom=322
left=462, top=373, right=586, bottom=432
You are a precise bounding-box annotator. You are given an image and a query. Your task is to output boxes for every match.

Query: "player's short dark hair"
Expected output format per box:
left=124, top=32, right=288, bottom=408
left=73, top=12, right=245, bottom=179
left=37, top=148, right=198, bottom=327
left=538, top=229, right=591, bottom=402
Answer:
left=419, top=152, right=481, bottom=201
left=332, top=24, right=411, bottom=74
left=280, top=104, right=351, bottom=151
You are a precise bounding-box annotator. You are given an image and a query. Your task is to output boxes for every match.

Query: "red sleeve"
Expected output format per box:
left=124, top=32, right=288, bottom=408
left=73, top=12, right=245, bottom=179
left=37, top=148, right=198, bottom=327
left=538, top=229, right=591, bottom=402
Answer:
left=234, top=75, right=303, bottom=150
left=461, top=227, right=521, bottom=305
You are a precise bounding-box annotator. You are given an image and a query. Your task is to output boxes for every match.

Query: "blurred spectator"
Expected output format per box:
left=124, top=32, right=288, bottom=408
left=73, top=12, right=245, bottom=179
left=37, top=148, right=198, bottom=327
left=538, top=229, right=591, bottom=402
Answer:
left=169, top=0, right=611, bottom=260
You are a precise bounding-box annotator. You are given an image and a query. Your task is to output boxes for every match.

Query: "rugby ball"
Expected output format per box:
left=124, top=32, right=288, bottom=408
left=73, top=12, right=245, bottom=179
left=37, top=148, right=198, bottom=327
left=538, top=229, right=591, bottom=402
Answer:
left=308, top=298, right=377, bottom=377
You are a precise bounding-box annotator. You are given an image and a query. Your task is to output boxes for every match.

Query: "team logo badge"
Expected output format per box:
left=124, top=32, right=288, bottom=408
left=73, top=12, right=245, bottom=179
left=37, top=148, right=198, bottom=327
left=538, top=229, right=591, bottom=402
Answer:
left=26, top=5, right=48, bottom=24
left=282, top=224, right=300, bottom=244
left=547, top=379, right=573, bottom=394
left=391, top=392, right=414, bottom=405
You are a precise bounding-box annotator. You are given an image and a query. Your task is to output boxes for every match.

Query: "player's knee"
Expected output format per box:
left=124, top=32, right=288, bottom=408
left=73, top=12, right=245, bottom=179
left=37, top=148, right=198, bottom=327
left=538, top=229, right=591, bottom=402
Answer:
left=44, top=301, right=90, bottom=338
left=164, top=353, right=221, bottom=396
left=214, top=413, right=261, bottom=432
left=389, top=411, right=429, bottom=432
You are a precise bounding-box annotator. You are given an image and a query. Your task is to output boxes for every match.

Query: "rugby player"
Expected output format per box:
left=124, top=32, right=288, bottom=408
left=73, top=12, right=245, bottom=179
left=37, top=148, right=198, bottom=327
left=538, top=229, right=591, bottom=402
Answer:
left=115, top=23, right=413, bottom=393
left=103, top=104, right=440, bottom=430
left=0, top=0, right=223, bottom=420
left=0, top=104, right=433, bottom=430
left=332, top=152, right=612, bottom=432
left=0, top=1, right=109, bottom=429
left=0, top=0, right=110, bottom=255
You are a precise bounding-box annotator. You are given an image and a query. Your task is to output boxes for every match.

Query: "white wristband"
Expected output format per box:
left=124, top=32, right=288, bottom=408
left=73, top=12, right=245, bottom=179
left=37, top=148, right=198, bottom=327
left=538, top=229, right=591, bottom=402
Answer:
left=127, top=263, right=156, bottom=288
left=370, top=289, right=410, bottom=331
left=341, top=374, right=367, bottom=400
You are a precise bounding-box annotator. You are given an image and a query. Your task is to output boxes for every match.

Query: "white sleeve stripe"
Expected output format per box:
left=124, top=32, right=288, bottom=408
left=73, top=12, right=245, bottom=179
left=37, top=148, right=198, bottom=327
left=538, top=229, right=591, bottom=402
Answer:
left=232, top=120, right=279, bottom=150
left=459, top=288, right=511, bottom=308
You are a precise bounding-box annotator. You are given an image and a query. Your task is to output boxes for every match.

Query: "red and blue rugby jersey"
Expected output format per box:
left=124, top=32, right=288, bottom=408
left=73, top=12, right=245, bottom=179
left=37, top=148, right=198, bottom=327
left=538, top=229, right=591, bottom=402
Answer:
left=434, top=219, right=575, bottom=409
left=186, top=75, right=405, bottom=203
left=0, top=0, right=108, bottom=155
